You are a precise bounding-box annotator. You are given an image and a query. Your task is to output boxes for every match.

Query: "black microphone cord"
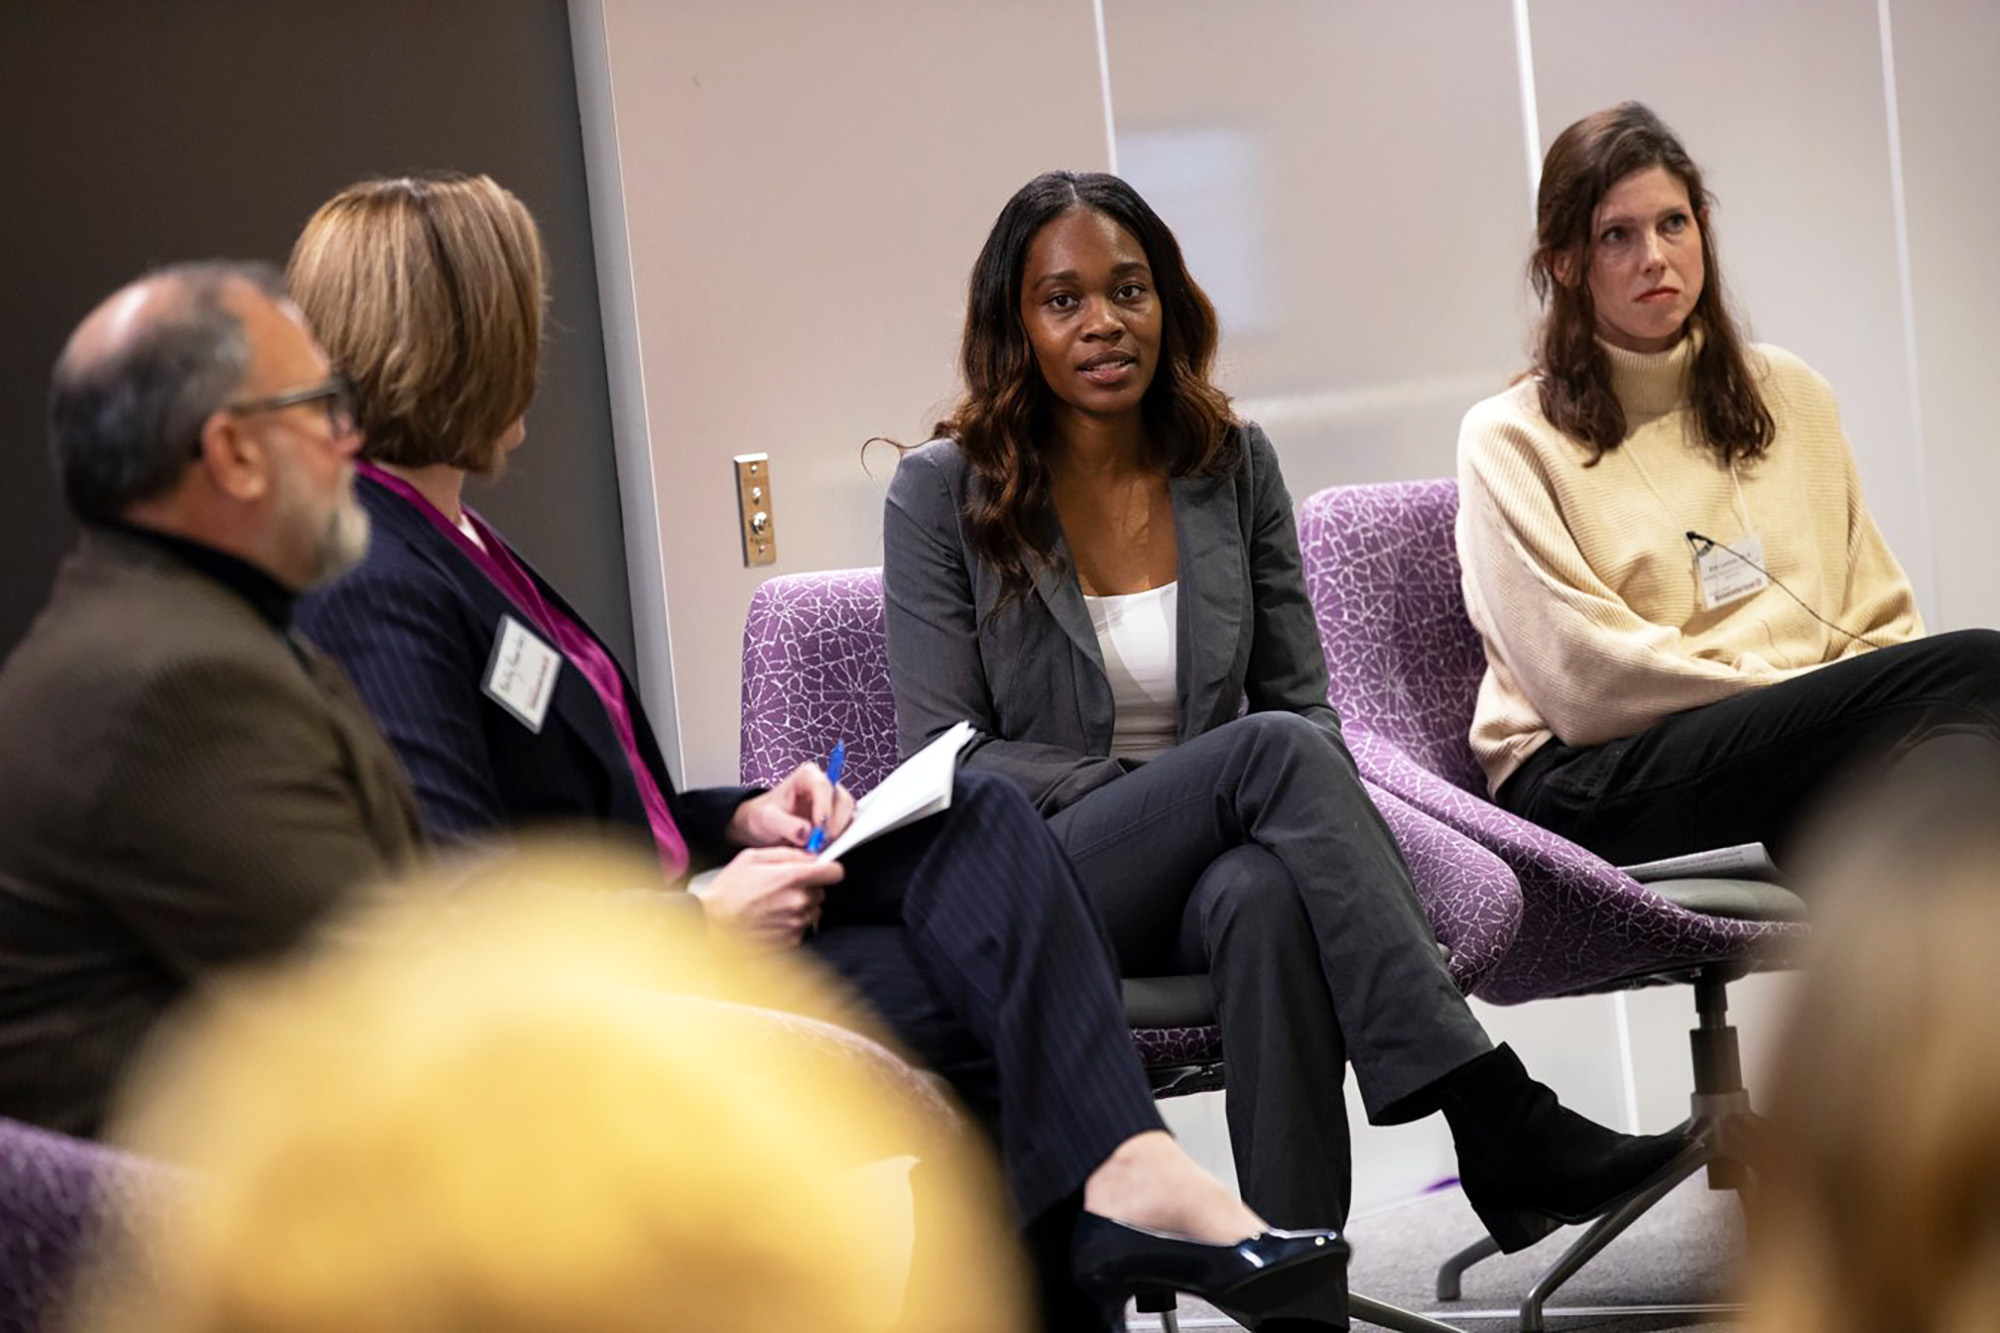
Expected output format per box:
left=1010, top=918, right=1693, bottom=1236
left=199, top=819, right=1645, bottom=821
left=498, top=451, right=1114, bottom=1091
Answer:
left=1682, top=529, right=1896, bottom=652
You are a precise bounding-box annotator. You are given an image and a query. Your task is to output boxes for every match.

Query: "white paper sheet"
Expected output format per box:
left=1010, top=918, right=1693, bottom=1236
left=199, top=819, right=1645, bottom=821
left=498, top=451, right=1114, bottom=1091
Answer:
left=816, top=721, right=976, bottom=863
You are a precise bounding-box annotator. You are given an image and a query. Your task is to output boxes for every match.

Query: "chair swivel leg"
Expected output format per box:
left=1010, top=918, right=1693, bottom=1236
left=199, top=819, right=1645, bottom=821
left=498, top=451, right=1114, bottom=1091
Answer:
left=1433, top=1233, right=1499, bottom=1302
left=1512, top=1140, right=1709, bottom=1331
left=1437, top=968, right=1762, bottom=1328
left=1689, top=971, right=1761, bottom=1192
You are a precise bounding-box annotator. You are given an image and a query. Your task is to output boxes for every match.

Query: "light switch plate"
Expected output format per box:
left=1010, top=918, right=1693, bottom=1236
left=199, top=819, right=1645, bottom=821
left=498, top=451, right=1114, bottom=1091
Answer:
left=733, top=453, right=776, bottom=567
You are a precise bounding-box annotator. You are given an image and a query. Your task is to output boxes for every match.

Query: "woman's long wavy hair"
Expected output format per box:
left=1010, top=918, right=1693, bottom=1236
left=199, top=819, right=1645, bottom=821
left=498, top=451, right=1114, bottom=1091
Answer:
left=936, top=170, right=1238, bottom=611
left=1531, top=103, right=1773, bottom=465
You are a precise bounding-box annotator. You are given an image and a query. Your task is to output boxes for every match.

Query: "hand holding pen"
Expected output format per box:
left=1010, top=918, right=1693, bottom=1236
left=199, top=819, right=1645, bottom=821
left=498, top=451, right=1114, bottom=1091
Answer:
left=805, top=739, right=846, bottom=854
left=721, top=741, right=854, bottom=854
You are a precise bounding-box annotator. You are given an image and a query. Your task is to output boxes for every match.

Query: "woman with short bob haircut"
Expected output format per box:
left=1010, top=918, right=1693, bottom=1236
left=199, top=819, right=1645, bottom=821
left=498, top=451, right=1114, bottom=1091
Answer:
left=1456, top=102, right=2000, bottom=869
left=288, top=172, right=543, bottom=479
left=291, top=172, right=1352, bottom=1330
left=884, top=169, right=1686, bottom=1331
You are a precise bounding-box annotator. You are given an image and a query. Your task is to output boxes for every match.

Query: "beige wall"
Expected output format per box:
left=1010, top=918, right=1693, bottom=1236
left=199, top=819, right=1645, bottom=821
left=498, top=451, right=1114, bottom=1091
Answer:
left=1102, top=0, right=1535, bottom=495
left=574, top=0, right=1999, bottom=1211
left=577, top=0, right=1109, bottom=786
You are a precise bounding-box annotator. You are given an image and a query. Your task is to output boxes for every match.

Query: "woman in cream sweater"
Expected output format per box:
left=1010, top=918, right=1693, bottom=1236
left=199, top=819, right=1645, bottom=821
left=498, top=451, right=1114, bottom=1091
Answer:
left=1457, top=102, right=2000, bottom=867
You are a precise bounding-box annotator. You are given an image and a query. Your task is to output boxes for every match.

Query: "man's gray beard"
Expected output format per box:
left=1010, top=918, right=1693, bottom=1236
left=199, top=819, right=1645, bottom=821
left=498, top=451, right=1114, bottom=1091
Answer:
left=306, top=498, right=371, bottom=589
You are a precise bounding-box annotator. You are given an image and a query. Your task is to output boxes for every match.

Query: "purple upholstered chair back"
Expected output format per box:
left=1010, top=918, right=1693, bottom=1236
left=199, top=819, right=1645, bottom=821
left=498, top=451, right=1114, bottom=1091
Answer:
left=1297, top=478, right=1488, bottom=794
left=739, top=567, right=1524, bottom=1002
left=1, top=1116, right=169, bottom=1333
left=1298, top=480, right=1804, bottom=1004
left=740, top=568, right=902, bottom=798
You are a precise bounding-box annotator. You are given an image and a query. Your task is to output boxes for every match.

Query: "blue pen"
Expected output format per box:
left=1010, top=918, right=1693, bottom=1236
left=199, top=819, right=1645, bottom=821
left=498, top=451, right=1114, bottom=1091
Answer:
left=804, top=739, right=846, bottom=854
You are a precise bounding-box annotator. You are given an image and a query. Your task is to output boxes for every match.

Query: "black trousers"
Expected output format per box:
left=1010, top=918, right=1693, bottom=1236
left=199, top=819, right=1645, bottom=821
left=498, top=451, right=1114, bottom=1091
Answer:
left=1046, top=712, right=1492, bottom=1326
left=808, top=769, right=1164, bottom=1331
left=1499, top=629, right=2000, bottom=867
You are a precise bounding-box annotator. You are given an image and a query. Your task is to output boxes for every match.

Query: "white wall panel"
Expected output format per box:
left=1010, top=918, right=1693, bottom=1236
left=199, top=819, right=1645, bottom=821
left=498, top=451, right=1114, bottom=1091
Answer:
left=1103, top=0, right=1536, bottom=494
left=1888, top=0, right=2000, bottom=631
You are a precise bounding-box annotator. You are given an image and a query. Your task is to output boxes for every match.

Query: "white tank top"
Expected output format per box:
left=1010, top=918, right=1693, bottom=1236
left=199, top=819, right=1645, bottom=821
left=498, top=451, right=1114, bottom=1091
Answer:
left=1082, top=582, right=1180, bottom=761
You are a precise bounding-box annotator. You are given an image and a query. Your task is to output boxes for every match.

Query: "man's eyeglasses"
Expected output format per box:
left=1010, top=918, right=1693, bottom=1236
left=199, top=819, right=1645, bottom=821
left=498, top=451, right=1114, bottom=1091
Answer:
left=206, top=374, right=360, bottom=453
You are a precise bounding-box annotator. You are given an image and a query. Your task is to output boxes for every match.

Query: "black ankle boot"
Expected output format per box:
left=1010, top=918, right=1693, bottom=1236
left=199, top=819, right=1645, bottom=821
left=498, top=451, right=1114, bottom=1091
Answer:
left=1435, top=1044, right=1689, bottom=1253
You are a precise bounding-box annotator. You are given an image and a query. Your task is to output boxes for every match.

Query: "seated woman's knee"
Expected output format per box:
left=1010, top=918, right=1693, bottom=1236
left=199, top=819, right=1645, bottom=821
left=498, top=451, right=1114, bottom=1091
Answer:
left=1910, top=629, right=2000, bottom=712
left=1929, top=627, right=2000, bottom=671
left=1228, top=709, right=1355, bottom=778
left=1193, top=845, right=1304, bottom=939
left=1233, top=709, right=1332, bottom=754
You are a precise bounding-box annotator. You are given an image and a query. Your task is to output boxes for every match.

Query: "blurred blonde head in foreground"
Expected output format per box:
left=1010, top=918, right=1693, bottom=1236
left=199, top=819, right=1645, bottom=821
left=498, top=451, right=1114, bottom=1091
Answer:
left=76, top=841, right=1025, bottom=1333
left=1750, top=742, right=2000, bottom=1333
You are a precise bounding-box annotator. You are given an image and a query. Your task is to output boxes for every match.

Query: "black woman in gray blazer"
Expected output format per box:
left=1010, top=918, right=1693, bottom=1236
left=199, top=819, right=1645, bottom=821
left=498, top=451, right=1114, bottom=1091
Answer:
left=884, top=171, right=1686, bottom=1331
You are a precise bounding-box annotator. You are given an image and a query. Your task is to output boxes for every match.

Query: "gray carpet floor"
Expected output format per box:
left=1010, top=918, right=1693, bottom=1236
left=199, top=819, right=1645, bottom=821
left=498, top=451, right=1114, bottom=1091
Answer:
left=1128, top=1175, right=1746, bottom=1332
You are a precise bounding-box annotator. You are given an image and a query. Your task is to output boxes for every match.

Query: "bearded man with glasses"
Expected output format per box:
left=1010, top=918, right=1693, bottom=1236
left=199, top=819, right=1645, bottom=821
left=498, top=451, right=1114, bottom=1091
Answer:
left=0, top=261, right=425, bottom=1137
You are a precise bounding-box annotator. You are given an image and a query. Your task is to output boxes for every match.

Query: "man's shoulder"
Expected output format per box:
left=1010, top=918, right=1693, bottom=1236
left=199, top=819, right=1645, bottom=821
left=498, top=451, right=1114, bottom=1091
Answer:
left=0, top=548, right=305, bottom=857
left=8, top=540, right=285, bottom=692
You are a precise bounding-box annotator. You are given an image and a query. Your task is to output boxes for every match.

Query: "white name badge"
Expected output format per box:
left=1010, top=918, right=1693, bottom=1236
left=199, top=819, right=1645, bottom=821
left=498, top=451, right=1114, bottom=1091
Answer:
left=482, top=614, right=563, bottom=733
left=1695, top=531, right=1771, bottom=611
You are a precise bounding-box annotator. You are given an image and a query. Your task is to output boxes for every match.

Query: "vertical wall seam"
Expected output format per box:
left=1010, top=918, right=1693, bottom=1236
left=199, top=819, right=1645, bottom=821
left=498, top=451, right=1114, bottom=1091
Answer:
left=1511, top=0, right=1542, bottom=206
left=1611, top=993, right=1642, bottom=1134
left=1876, top=0, right=1939, bottom=624
left=566, top=0, right=687, bottom=775
left=1093, top=0, right=1119, bottom=175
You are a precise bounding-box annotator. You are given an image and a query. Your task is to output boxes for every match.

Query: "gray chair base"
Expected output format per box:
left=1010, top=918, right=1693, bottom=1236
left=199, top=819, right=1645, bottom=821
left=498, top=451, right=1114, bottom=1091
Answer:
left=1433, top=959, right=1768, bottom=1332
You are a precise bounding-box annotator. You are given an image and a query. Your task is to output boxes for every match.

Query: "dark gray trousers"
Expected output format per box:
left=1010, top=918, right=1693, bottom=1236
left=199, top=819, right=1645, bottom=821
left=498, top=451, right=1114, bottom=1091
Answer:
left=1500, top=629, right=2000, bottom=867
left=1047, top=712, right=1491, bottom=1324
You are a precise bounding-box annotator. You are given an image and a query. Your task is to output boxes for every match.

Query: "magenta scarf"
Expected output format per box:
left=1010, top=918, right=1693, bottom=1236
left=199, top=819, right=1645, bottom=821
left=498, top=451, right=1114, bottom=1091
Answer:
left=357, top=462, right=690, bottom=877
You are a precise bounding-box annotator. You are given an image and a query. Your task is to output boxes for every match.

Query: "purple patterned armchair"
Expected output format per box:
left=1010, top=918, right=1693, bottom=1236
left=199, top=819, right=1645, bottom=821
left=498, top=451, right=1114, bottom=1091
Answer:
left=1298, top=478, right=1807, bottom=1330
left=1, top=1115, right=171, bottom=1333
left=741, top=565, right=1523, bottom=1333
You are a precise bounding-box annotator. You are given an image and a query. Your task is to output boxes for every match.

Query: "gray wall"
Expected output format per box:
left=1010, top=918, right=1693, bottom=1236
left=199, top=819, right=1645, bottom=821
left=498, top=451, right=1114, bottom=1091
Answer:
left=0, top=0, right=633, bottom=666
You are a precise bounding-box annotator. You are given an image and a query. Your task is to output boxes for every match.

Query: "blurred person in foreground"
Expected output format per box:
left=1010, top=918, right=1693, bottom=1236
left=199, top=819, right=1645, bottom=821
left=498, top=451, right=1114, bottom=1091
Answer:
left=0, top=262, right=421, bottom=1138
left=1747, top=742, right=2000, bottom=1333
left=72, top=842, right=1028, bottom=1333
left=289, top=173, right=1343, bottom=1329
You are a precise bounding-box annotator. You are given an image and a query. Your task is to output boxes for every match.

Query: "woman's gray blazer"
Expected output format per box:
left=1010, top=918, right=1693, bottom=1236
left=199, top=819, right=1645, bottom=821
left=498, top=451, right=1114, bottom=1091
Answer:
left=882, top=423, right=1344, bottom=815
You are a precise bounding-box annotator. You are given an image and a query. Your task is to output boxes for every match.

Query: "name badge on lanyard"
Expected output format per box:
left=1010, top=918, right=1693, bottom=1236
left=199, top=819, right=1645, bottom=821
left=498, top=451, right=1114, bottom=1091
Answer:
left=1695, top=531, right=1770, bottom=611
left=483, top=614, right=563, bottom=732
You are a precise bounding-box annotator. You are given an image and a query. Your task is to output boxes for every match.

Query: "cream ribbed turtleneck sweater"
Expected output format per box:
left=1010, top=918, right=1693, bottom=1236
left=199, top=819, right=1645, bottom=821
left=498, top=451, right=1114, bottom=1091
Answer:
left=1455, top=337, right=1922, bottom=794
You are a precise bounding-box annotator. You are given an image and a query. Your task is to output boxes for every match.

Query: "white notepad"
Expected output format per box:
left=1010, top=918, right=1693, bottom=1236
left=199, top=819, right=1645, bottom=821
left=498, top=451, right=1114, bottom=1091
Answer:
left=1618, top=842, right=1781, bottom=883
left=816, top=721, right=976, bottom=863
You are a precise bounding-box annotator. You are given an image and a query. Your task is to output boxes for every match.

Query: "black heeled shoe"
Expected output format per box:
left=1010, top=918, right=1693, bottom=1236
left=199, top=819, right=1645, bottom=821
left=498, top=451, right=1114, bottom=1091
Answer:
left=1070, top=1211, right=1348, bottom=1321
left=1436, top=1044, right=1692, bottom=1252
